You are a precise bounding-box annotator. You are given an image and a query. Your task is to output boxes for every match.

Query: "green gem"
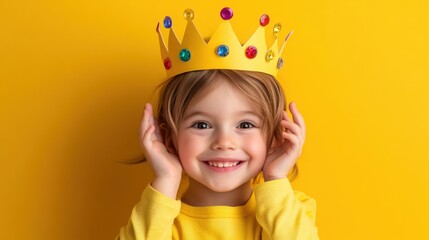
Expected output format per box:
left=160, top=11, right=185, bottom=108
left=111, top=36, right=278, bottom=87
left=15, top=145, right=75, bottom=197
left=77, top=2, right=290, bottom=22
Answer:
left=179, top=49, right=191, bottom=62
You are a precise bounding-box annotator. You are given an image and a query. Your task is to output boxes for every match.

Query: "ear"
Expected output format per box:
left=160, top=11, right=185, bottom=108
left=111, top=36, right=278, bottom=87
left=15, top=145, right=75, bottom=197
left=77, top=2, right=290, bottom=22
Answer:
left=268, top=137, right=281, bottom=154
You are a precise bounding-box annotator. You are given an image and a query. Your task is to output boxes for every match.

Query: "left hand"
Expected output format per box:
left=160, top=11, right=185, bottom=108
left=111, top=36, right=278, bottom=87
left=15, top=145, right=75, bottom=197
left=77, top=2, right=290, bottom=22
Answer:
left=263, top=101, right=306, bottom=181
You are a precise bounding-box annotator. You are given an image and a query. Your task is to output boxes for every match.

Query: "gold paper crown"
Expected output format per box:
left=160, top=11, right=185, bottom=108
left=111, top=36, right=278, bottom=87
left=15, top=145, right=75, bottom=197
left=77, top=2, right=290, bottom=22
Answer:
left=157, top=7, right=293, bottom=78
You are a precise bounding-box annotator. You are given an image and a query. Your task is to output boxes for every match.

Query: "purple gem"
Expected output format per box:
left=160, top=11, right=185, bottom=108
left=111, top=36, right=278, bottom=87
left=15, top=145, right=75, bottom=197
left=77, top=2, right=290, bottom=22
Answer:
left=220, top=7, right=233, bottom=20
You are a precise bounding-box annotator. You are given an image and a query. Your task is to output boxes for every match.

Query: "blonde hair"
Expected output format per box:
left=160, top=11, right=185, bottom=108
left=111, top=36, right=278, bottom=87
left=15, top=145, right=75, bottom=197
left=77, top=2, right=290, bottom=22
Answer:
left=156, top=69, right=298, bottom=180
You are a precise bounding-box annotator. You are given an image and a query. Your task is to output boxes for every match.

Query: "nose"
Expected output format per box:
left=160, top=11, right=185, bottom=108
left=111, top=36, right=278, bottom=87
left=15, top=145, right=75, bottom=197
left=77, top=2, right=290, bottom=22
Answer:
left=210, top=128, right=237, bottom=151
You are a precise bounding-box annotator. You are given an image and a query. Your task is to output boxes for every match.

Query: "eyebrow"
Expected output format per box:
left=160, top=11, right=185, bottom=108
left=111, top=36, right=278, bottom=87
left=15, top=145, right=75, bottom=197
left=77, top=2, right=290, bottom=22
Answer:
left=183, top=110, right=260, bottom=121
left=183, top=111, right=213, bottom=121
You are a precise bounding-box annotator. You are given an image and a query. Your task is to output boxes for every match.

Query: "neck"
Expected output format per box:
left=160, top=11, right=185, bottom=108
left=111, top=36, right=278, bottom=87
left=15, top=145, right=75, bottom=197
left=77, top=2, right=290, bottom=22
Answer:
left=181, top=178, right=253, bottom=207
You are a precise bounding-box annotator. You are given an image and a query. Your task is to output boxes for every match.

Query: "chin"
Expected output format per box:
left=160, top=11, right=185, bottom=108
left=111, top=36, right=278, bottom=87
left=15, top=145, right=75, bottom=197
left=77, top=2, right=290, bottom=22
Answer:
left=204, top=181, right=249, bottom=193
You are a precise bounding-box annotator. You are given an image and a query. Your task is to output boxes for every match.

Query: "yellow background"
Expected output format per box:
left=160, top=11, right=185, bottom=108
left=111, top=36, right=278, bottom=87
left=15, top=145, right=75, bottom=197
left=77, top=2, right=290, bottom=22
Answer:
left=1, top=0, right=428, bottom=239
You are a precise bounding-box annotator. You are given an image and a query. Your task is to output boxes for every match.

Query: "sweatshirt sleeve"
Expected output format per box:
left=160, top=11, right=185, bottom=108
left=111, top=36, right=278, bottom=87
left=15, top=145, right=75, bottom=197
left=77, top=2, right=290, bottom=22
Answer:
left=116, top=184, right=181, bottom=240
left=254, top=178, right=319, bottom=240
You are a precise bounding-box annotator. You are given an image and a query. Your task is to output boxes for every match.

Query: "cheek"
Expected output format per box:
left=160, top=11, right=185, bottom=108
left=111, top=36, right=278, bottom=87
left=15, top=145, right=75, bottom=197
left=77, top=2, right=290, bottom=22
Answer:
left=176, top=133, right=201, bottom=163
left=244, top=135, right=268, bottom=161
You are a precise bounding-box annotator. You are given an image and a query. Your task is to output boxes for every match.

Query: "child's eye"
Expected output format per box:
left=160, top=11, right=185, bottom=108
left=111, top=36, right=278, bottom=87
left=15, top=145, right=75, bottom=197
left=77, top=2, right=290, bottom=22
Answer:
left=191, top=122, right=211, bottom=129
left=238, top=122, right=255, bottom=129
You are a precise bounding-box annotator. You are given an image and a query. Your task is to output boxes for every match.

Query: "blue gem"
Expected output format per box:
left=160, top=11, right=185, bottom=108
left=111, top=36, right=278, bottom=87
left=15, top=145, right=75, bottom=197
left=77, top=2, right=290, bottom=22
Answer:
left=216, top=45, right=229, bottom=57
left=179, top=49, right=191, bottom=62
left=163, top=16, right=172, bottom=28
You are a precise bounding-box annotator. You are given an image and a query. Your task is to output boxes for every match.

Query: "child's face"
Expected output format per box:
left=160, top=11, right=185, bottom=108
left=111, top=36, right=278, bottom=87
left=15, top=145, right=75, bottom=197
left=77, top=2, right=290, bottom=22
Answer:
left=177, top=78, right=267, bottom=193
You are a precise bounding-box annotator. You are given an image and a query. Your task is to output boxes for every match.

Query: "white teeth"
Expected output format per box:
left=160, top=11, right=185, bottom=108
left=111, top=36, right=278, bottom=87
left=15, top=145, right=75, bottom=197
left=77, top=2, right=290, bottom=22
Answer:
left=207, top=161, right=239, bottom=168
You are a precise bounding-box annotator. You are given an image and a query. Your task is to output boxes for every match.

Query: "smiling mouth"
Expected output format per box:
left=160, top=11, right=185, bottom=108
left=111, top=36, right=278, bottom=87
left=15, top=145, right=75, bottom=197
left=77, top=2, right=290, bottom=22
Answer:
left=205, top=161, right=242, bottom=168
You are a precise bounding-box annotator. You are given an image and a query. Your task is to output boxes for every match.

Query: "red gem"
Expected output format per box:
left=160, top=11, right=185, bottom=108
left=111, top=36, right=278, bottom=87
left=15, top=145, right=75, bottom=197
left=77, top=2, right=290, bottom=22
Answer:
left=164, top=58, right=171, bottom=70
left=245, top=46, right=258, bottom=59
left=260, top=14, right=270, bottom=26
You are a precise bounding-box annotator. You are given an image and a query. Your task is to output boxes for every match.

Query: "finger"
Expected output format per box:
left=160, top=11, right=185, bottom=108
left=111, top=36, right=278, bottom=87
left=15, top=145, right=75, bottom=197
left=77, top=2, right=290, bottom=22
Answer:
left=153, top=118, right=164, bottom=142
left=282, top=131, right=300, bottom=148
left=146, top=103, right=154, bottom=127
left=282, top=110, right=292, bottom=122
left=289, top=102, right=306, bottom=140
left=289, top=102, right=305, bottom=128
left=281, top=120, right=304, bottom=141
left=281, top=111, right=293, bottom=134
left=140, top=103, right=152, bottom=137
left=142, top=124, right=155, bottom=150
left=146, top=103, right=153, bottom=111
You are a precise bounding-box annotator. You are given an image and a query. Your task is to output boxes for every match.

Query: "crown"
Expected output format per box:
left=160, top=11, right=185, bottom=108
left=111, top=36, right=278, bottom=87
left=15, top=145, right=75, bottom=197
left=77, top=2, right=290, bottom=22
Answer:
left=157, top=7, right=293, bottom=78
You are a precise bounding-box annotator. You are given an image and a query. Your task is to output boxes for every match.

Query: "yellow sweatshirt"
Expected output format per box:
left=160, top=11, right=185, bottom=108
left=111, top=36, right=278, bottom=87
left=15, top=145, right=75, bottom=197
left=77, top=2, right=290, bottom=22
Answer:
left=117, top=178, right=319, bottom=239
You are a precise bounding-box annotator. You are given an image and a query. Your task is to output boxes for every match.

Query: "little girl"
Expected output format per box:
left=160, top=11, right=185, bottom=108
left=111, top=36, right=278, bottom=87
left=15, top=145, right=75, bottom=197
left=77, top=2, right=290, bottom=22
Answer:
left=118, top=7, right=319, bottom=240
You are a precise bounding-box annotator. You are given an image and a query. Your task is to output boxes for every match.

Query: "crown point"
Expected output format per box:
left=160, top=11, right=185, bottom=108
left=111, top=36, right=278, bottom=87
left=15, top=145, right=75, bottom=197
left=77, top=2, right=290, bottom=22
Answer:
left=156, top=22, right=160, bottom=33
left=163, top=16, right=172, bottom=29
left=265, top=49, right=275, bottom=62
left=259, top=14, right=270, bottom=26
left=220, top=7, right=233, bottom=20
left=184, top=9, right=194, bottom=21
left=179, top=49, right=191, bottom=62
left=245, top=46, right=258, bottom=59
left=164, top=58, right=172, bottom=70
left=216, top=45, right=230, bottom=57
left=273, top=23, right=281, bottom=35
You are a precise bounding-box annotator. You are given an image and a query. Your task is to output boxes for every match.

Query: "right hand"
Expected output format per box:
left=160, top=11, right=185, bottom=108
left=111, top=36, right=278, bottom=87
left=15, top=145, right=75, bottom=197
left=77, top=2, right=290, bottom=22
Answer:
left=140, top=103, right=182, bottom=198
